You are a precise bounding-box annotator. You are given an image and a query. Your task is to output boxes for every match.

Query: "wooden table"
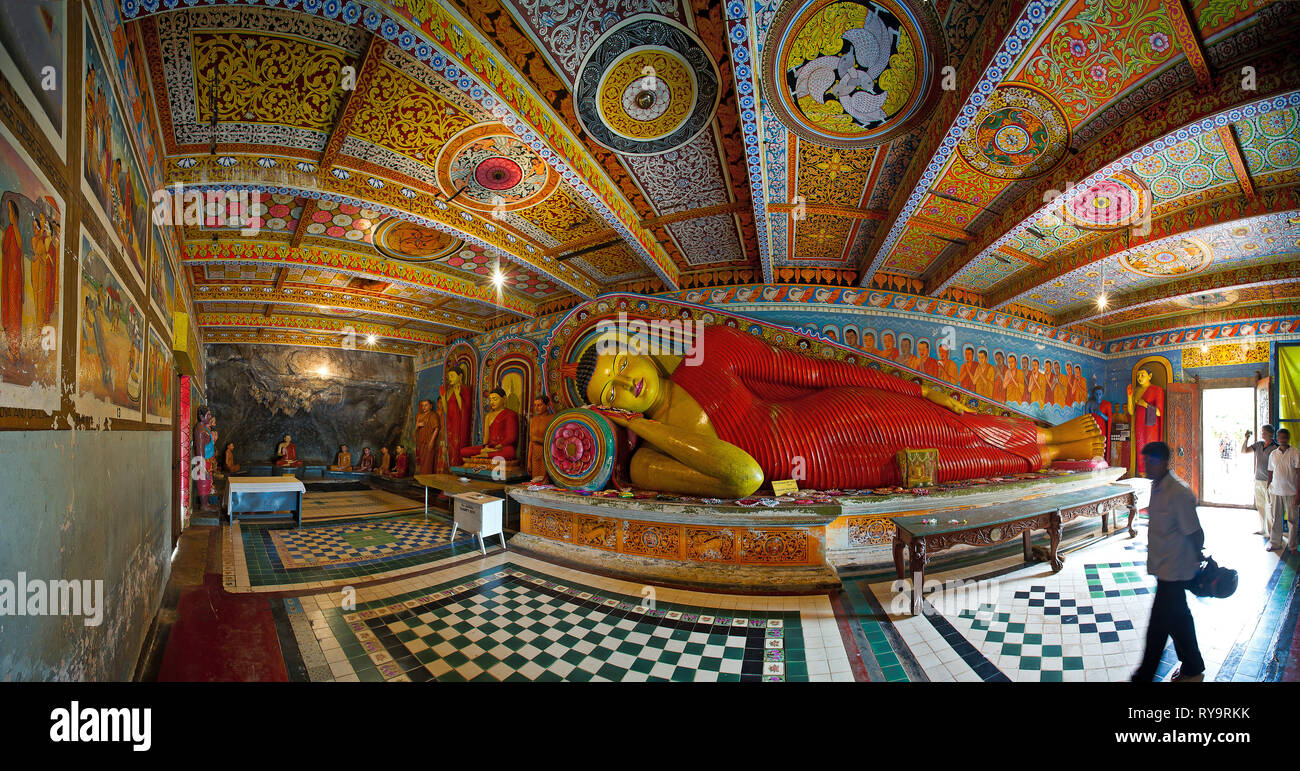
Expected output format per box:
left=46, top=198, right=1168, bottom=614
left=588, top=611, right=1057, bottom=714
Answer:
left=891, top=484, right=1137, bottom=614
left=226, top=476, right=307, bottom=528
left=414, top=473, right=510, bottom=520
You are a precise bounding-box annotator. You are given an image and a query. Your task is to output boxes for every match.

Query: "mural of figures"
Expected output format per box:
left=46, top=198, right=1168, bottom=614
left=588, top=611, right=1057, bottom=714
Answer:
left=0, top=123, right=63, bottom=412
left=82, top=19, right=148, bottom=288
left=145, top=325, right=172, bottom=424
left=75, top=231, right=143, bottom=420
left=147, top=224, right=176, bottom=324
left=0, top=1, right=64, bottom=156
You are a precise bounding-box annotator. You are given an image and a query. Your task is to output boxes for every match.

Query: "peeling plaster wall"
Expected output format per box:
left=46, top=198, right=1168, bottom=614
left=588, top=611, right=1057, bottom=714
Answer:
left=0, top=430, right=171, bottom=681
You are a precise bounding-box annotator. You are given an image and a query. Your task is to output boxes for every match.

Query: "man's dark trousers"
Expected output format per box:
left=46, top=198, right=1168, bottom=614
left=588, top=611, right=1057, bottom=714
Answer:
left=1133, top=579, right=1205, bottom=682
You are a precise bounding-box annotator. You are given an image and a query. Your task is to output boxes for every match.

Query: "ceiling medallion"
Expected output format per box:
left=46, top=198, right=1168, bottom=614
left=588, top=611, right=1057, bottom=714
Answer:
left=574, top=15, right=721, bottom=155
left=957, top=82, right=1070, bottom=180
left=1120, top=237, right=1213, bottom=278
left=761, top=0, right=945, bottom=148
left=1174, top=290, right=1239, bottom=310
left=1060, top=171, right=1151, bottom=231
left=434, top=123, right=559, bottom=212
left=373, top=219, right=465, bottom=263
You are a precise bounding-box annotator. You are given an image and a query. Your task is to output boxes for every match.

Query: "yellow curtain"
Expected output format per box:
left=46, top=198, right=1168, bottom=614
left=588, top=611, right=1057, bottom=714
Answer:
left=1280, top=345, right=1300, bottom=422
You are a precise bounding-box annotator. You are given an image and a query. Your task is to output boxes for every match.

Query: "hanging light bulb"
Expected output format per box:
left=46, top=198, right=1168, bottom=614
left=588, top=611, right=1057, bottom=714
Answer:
left=1097, top=292, right=1108, bottom=309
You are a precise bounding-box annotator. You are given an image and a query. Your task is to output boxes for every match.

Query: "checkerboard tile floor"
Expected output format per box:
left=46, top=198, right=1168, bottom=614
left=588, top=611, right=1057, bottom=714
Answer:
left=285, top=552, right=854, bottom=682
left=272, top=519, right=459, bottom=569
left=863, top=508, right=1287, bottom=682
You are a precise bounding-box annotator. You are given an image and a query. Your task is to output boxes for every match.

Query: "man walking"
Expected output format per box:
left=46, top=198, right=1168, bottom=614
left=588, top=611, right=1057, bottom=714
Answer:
left=1266, top=428, right=1299, bottom=554
left=1132, top=441, right=1206, bottom=683
left=1243, top=425, right=1277, bottom=536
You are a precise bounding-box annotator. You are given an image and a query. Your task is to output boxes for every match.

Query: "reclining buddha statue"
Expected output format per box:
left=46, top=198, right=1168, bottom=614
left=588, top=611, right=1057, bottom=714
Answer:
left=567, top=325, right=1104, bottom=498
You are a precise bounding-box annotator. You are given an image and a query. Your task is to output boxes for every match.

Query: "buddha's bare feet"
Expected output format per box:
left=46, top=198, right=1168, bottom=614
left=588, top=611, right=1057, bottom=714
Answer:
left=1045, top=414, right=1105, bottom=459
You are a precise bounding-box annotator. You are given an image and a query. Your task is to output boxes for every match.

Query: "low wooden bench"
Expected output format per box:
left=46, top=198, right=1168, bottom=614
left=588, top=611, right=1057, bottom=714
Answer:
left=891, top=484, right=1138, bottom=614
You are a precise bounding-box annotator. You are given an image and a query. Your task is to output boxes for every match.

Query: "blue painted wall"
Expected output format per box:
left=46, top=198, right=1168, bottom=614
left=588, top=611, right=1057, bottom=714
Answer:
left=0, top=430, right=171, bottom=680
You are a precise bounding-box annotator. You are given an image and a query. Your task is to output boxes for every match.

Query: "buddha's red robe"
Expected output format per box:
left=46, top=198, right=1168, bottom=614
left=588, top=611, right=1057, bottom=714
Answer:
left=671, top=326, right=1045, bottom=489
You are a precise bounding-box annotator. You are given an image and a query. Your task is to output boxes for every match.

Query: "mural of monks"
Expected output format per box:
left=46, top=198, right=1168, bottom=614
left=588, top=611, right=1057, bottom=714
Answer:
left=880, top=331, right=899, bottom=361
left=958, top=346, right=977, bottom=392
left=992, top=351, right=1008, bottom=403
left=843, top=327, right=858, bottom=349
left=1003, top=354, right=1023, bottom=404
left=862, top=331, right=880, bottom=358
left=937, top=344, right=959, bottom=384
left=973, top=349, right=995, bottom=400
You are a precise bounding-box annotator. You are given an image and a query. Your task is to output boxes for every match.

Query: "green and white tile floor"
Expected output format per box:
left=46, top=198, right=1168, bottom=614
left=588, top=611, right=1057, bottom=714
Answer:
left=281, top=552, right=855, bottom=682
left=851, top=507, right=1294, bottom=682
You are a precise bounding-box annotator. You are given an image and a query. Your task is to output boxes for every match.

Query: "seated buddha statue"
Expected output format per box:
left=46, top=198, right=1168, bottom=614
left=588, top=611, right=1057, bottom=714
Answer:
left=357, top=447, right=375, bottom=472
left=462, top=387, right=519, bottom=462
left=222, top=442, right=240, bottom=474
left=568, top=325, right=1104, bottom=498
left=392, top=445, right=409, bottom=477
left=275, top=434, right=302, bottom=467
left=378, top=447, right=391, bottom=475
left=329, top=444, right=352, bottom=471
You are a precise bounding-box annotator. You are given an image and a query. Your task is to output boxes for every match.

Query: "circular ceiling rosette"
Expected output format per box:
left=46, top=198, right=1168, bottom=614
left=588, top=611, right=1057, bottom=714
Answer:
left=1060, top=171, right=1151, bottom=231
left=761, top=0, right=946, bottom=148
left=373, top=219, right=466, bottom=263
left=1120, top=237, right=1214, bottom=278
left=434, top=123, right=559, bottom=212
left=957, top=82, right=1071, bottom=180
left=574, top=15, right=721, bottom=156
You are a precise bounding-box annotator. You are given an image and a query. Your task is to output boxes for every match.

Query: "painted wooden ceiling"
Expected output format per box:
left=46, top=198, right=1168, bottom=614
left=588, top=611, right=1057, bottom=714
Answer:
left=117, top=0, right=1300, bottom=351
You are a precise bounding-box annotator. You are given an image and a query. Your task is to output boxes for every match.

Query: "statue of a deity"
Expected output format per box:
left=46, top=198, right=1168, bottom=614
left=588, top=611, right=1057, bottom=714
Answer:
left=568, top=325, right=1104, bottom=498
left=1127, top=368, right=1164, bottom=473
left=441, top=364, right=472, bottom=467
left=528, top=394, right=554, bottom=483
left=414, top=398, right=441, bottom=475
left=275, top=434, right=301, bottom=467
left=194, top=408, right=218, bottom=512
left=462, top=387, right=519, bottom=462
left=357, top=447, right=375, bottom=472
left=330, top=444, right=352, bottom=471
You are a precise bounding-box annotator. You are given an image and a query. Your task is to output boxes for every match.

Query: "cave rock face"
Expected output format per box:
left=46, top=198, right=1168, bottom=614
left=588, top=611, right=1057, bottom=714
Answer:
left=205, top=344, right=414, bottom=464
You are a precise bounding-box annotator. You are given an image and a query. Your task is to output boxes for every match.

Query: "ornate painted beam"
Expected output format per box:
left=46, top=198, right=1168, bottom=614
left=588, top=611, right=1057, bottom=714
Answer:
left=1057, top=260, right=1300, bottom=327
left=198, top=312, right=447, bottom=346
left=182, top=239, right=535, bottom=320
left=318, top=34, right=386, bottom=174
left=541, top=203, right=751, bottom=259
left=201, top=327, right=424, bottom=357
left=987, top=186, right=1300, bottom=309
left=767, top=203, right=888, bottom=222
left=1217, top=125, right=1256, bottom=199
left=1160, top=0, right=1213, bottom=89
left=190, top=280, right=489, bottom=335
left=289, top=199, right=317, bottom=249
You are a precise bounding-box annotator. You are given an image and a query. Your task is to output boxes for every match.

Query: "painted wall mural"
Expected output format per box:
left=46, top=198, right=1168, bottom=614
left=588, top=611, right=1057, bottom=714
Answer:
left=0, top=0, right=65, bottom=159
left=76, top=230, right=144, bottom=421
left=82, top=17, right=149, bottom=290
left=147, top=223, right=176, bottom=329
left=0, top=122, right=63, bottom=413
left=145, top=324, right=172, bottom=424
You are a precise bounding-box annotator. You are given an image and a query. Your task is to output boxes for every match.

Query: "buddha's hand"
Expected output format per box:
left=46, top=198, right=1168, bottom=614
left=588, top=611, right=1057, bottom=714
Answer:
left=585, top=404, right=644, bottom=428
left=921, top=384, right=972, bottom=415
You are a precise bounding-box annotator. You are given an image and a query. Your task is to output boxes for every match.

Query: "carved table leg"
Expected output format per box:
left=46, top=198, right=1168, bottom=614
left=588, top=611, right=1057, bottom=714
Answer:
left=892, top=534, right=906, bottom=581
left=1022, top=530, right=1033, bottom=562
left=1048, top=512, right=1065, bottom=572
left=1101, top=505, right=1111, bottom=535
left=909, top=539, right=929, bottom=615
left=1127, top=496, right=1138, bottom=538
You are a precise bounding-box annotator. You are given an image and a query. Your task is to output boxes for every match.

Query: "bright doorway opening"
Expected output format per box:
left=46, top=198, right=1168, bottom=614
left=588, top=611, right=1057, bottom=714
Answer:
left=1201, top=387, right=1255, bottom=507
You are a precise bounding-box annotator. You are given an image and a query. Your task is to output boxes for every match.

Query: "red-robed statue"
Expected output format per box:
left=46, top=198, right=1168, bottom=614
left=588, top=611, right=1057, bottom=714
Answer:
left=442, top=363, right=472, bottom=467
left=1127, top=367, right=1164, bottom=473
left=462, top=387, right=519, bottom=462
left=569, top=325, right=1103, bottom=498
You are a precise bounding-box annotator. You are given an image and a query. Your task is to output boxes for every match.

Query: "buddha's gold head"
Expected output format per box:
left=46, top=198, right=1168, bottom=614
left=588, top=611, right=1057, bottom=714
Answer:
left=576, top=335, right=664, bottom=414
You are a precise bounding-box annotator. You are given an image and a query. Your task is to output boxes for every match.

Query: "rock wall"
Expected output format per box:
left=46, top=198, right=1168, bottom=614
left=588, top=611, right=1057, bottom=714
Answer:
left=205, top=344, right=414, bottom=464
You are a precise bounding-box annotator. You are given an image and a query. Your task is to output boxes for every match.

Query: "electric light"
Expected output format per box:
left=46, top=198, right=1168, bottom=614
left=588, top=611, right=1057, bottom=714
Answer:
left=316, top=364, right=330, bottom=378
left=1097, top=292, right=1107, bottom=309
left=491, top=268, right=505, bottom=288
left=366, top=334, right=377, bottom=345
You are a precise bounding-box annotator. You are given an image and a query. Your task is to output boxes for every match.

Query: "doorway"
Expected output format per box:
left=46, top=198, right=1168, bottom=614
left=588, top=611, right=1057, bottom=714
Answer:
left=1201, top=386, right=1255, bottom=507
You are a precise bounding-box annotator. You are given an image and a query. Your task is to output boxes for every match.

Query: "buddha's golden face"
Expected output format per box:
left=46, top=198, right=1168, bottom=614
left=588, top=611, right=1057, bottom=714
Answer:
left=1137, top=369, right=1152, bottom=387
left=586, top=350, right=662, bottom=414
left=488, top=393, right=503, bottom=410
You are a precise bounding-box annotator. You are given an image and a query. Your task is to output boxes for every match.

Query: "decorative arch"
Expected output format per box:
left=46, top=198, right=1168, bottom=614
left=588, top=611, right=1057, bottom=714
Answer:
left=482, top=336, right=543, bottom=463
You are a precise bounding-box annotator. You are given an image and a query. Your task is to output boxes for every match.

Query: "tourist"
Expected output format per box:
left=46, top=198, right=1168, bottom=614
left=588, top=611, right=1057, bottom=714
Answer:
left=1132, top=441, right=1206, bottom=682
left=1266, top=428, right=1299, bottom=554
left=1243, top=425, right=1276, bottom=536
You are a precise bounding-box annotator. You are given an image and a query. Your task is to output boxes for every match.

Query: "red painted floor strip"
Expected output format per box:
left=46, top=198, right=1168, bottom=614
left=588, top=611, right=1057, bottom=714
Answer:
left=157, top=574, right=288, bottom=682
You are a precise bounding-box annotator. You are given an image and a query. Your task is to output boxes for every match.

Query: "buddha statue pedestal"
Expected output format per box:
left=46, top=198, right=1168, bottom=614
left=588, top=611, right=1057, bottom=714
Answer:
left=457, top=454, right=530, bottom=482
